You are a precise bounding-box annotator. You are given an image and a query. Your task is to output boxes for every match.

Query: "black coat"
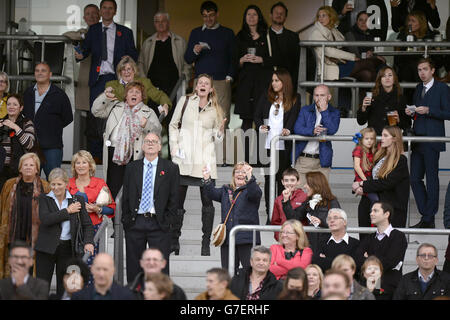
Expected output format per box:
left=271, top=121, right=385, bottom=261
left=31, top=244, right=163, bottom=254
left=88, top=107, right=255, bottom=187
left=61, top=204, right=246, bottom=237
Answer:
left=312, top=235, right=360, bottom=273
left=344, top=24, right=374, bottom=58
left=23, top=83, right=73, bottom=149
left=35, top=193, right=94, bottom=256
left=391, top=0, right=441, bottom=33
left=234, top=30, right=273, bottom=120
left=230, top=267, right=283, bottom=300
left=267, top=28, right=300, bottom=88
left=282, top=198, right=341, bottom=255
left=393, top=268, right=450, bottom=300
left=356, top=87, right=411, bottom=135
left=362, top=155, right=410, bottom=228
left=121, top=158, right=180, bottom=232
left=332, top=0, right=389, bottom=40
left=71, top=282, right=135, bottom=300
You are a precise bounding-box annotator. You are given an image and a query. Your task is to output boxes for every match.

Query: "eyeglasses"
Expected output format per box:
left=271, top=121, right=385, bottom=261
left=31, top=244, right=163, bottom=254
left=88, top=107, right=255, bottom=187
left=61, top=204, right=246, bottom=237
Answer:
left=274, top=103, right=280, bottom=116
left=10, top=255, right=31, bottom=260
left=417, top=254, right=437, bottom=259
left=326, top=216, right=344, bottom=222
left=0, top=80, right=7, bottom=84
left=143, top=139, right=160, bottom=146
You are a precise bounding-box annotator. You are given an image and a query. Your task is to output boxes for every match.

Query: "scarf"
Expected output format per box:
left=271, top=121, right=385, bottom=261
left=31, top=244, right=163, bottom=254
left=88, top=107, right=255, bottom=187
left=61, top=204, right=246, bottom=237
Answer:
left=112, top=102, right=144, bottom=165
left=7, top=174, right=43, bottom=249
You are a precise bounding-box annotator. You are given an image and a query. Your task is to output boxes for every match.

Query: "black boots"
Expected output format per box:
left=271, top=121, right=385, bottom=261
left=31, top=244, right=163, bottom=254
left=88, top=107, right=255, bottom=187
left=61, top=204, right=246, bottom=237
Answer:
left=171, top=209, right=186, bottom=255
left=201, top=206, right=215, bottom=256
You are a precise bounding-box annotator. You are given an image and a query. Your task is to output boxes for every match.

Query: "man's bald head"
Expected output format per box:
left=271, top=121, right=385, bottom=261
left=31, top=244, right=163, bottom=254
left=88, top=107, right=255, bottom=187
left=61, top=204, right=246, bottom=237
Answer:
left=92, top=253, right=115, bottom=290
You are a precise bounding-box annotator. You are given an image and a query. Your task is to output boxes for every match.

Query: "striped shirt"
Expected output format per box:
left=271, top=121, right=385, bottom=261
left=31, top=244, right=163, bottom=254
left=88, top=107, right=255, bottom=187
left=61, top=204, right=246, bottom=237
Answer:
left=0, top=116, right=35, bottom=165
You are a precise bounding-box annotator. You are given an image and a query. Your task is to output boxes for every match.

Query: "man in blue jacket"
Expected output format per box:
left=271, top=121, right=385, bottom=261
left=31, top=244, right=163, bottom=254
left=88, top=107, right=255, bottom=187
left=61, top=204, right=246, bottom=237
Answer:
left=406, top=58, right=450, bottom=229
left=74, top=0, right=138, bottom=162
left=293, top=84, right=340, bottom=185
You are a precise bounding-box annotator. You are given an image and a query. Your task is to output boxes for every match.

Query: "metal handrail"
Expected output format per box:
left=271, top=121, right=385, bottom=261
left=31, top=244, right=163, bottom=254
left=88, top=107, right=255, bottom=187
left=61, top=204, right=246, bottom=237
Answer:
left=228, top=225, right=450, bottom=276
left=0, top=35, right=71, bottom=41
left=269, top=135, right=450, bottom=229
left=113, top=187, right=125, bottom=285
left=82, top=217, right=111, bottom=263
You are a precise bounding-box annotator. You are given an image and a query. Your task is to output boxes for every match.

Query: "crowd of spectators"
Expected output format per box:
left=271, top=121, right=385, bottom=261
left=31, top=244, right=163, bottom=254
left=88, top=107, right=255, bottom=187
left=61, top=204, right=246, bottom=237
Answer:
left=0, top=0, right=449, bottom=301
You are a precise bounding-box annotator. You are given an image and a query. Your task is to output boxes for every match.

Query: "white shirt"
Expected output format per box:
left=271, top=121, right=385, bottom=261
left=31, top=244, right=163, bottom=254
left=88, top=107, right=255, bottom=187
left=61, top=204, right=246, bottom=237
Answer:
left=265, top=102, right=285, bottom=150
left=302, top=105, right=322, bottom=155
left=327, top=233, right=349, bottom=245
left=422, top=77, right=434, bottom=95
left=138, top=157, right=158, bottom=214
left=271, top=26, right=284, bottom=35
left=375, top=224, right=393, bottom=241
left=100, top=22, right=116, bottom=75
left=47, top=190, right=73, bottom=240
left=418, top=270, right=435, bottom=283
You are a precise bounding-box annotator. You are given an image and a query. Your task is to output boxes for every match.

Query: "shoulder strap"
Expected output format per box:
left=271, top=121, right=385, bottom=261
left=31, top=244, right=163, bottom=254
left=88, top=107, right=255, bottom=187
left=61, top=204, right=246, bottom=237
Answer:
left=223, top=191, right=243, bottom=224
left=178, top=96, right=190, bottom=129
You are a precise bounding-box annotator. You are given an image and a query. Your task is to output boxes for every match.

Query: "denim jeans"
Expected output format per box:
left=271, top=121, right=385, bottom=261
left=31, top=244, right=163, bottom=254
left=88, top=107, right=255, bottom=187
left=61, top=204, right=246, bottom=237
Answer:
left=42, top=148, right=63, bottom=179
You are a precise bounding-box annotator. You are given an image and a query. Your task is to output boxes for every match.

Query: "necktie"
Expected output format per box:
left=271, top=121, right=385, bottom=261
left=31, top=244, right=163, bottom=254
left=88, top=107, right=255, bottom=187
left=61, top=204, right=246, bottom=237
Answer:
left=102, top=27, right=108, bottom=61
left=141, top=163, right=153, bottom=213
left=408, top=0, right=415, bottom=13
left=421, top=86, right=426, bottom=99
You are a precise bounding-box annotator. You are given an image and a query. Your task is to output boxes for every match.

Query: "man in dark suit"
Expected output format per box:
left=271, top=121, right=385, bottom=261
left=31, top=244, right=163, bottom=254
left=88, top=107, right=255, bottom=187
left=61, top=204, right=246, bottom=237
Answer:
left=406, top=58, right=450, bottom=229
left=0, top=241, right=48, bottom=300
left=122, top=132, right=180, bottom=282
left=71, top=253, right=134, bottom=300
left=74, top=0, right=138, bottom=161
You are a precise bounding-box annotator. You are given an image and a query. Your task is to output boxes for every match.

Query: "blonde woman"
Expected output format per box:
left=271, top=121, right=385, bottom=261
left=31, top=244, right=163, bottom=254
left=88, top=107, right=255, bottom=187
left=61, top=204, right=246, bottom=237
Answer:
left=305, top=264, right=324, bottom=299
left=68, top=150, right=115, bottom=268
left=309, top=6, right=381, bottom=82
left=269, top=219, right=312, bottom=280
left=203, top=161, right=262, bottom=273
left=169, top=73, right=227, bottom=256
left=353, top=126, right=410, bottom=227
left=92, top=81, right=161, bottom=199
left=0, top=71, right=10, bottom=118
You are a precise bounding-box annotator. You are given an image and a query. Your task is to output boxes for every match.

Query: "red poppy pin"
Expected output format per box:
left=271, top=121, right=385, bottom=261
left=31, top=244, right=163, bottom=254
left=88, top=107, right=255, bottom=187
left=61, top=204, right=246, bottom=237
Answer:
left=96, top=66, right=101, bottom=73
left=9, top=131, right=15, bottom=138
left=379, top=288, right=385, bottom=294
left=160, top=171, right=165, bottom=176
left=117, top=31, right=122, bottom=37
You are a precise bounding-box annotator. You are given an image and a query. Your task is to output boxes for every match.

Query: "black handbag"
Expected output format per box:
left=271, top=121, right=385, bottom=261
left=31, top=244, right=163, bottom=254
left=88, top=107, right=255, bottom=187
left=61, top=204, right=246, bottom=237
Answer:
left=74, top=212, right=85, bottom=258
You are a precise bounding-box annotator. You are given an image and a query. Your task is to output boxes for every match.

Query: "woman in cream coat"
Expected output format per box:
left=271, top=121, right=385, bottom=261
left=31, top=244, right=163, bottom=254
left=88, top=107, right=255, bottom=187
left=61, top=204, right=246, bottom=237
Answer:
left=309, top=6, right=382, bottom=82
left=169, top=73, right=227, bottom=256
left=92, top=81, right=161, bottom=199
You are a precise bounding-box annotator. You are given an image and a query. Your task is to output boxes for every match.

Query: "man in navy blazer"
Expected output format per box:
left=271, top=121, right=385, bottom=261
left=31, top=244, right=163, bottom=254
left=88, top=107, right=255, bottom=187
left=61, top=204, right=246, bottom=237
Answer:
left=293, top=84, right=340, bottom=185
left=74, top=0, right=138, bottom=161
left=406, top=58, right=450, bottom=229
left=122, top=132, right=180, bottom=283
left=71, top=253, right=134, bottom=300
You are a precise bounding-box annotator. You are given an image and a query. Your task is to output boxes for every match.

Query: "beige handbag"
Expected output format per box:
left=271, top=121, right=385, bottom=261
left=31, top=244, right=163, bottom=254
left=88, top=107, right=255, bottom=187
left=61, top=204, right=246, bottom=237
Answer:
left=95, top=186, right=113, bottom=207
left=212, top=191, right=242, bottom=247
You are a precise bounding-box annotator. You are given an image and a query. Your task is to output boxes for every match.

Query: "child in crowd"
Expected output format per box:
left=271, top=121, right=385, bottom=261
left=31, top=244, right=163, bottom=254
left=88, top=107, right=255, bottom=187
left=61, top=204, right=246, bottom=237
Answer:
left=352, top=127, right=378, bottom=203
left=271, top=168, right=307, bottom=241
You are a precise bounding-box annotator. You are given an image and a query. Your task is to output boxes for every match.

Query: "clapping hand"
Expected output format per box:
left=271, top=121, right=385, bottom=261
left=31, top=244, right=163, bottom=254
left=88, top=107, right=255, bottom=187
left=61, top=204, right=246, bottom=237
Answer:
left=243, top=163, right=253, bottom=180
left=67, top=201, right=81, bottom=214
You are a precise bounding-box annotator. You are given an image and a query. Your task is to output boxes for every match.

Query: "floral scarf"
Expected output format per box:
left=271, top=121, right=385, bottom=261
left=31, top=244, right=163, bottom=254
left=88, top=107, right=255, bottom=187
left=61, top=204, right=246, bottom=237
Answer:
left=112, top=102, right=144, bottom=165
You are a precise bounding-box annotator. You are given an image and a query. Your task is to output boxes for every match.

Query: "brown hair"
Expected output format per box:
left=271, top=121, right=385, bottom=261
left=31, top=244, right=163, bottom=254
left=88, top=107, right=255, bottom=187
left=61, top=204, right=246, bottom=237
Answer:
left=373, top=126, right=404, bottom=179
left=324, top=269, right=351, bottom=288
left=144, top=273, right=173, bottom=300
left=305, top=171, right=336, bottom=207
left=282, top=167, right=300, bottom=181
left=316, top=6, right=339, bottom=29
left=267, top=68, right=297, bottom=113
left=405, top=11, right=428, bottom=39
left=357, top=127, right=377, bottom=172
left=361, top=255, right=383, bottom=280
left=372, top=66, right=402, bottom=100
left=278, top=267, right=309, bottom=300
left=124, top=81, right=147, bottom=103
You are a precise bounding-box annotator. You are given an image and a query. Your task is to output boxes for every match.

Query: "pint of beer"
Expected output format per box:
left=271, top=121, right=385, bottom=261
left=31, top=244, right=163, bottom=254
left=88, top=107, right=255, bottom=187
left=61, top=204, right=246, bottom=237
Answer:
left=387, top=111, right=398, bottom=126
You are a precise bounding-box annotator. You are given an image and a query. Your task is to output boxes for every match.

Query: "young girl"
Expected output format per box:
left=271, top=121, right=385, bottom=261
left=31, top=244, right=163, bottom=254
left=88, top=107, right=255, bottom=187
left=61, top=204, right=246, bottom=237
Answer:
left=352, top=127, right=379, bottom=203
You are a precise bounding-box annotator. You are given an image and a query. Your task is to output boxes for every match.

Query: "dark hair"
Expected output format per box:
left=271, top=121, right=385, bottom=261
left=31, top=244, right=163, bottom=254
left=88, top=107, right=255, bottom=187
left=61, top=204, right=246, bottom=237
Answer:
left=200, top=1, right=218, bottom=13
left=372, top=66, right=402, bottom=100
left=305, top=171, right=336, bottom=207
left=282, top=167, right=299, bottom=180
left=279, top=267, right=309, bottom=300
left=207, top=268, right=231, bottom=286
left=63, top=257, right=91, bottom=286
left=100, top=0, right=117, bottom=11
left=35, top=61, right=51, bottom=73
left=241, top=5, right=268, bottom=37
left=271, top=1, right=288, bottom=16
left=6, top=93, right=24, bottom=107
left=356, top=10, right=368, bottom=20
left=373, top=201, right=394, bottom=223
left=267, top=68, right=297, bottom=112
left=9, top=241, right=32, bottom=257
left=417, top=57, right=435, bottom=70
left=324, top=269, right=351, bottom=288
left=84, top=4, right=99, bottom=12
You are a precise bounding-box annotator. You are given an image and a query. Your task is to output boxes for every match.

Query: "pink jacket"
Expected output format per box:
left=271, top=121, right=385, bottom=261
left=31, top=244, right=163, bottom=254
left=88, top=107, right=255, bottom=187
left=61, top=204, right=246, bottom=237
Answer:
left=269, top=244, right=313, bottom=280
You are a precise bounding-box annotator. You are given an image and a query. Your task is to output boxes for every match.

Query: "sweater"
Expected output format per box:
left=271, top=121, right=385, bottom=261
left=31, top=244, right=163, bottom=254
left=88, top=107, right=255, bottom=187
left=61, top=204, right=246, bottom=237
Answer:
left=355, top=228, right=407, bottom=297
left=312, top=235, right=360, bottom=273
left=184, top=25, right=235, bottom=80
left=269, top=244, right=313, bottom=280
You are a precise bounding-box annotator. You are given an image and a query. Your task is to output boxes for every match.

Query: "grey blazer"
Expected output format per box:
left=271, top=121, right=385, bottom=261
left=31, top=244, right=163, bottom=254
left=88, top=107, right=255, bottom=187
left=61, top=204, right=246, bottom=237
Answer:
left=0, top=277, right=49, bottom=300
